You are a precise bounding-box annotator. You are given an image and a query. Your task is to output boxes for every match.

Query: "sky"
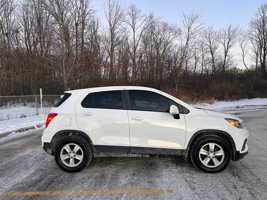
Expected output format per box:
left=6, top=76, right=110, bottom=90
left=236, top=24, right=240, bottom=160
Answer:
left=92, top=0, right=266, bottom=30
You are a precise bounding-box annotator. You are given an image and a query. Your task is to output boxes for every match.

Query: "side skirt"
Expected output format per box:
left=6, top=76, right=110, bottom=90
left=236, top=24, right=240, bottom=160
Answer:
left=94, top=145, right=185, bottom=156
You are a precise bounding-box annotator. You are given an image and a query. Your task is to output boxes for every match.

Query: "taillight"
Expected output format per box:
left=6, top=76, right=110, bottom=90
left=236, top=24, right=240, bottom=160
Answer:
left=45, top=113, right=58, bottom=128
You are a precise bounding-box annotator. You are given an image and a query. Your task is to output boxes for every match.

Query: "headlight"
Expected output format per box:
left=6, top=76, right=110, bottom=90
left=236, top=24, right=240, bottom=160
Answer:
left=225, top=118, right=244, bottom=129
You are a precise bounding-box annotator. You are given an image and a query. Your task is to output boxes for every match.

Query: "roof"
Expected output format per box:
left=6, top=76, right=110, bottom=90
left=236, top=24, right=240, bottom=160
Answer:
left=68, top=86, right=158, bottom=93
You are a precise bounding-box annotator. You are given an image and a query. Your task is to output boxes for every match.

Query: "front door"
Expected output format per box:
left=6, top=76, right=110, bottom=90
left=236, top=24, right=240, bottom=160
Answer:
left=127, top=90, right=186, bottom=151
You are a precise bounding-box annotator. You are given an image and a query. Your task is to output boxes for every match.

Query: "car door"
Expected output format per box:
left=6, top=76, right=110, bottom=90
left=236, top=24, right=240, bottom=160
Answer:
left=75, top=90, right=130, bottom=153
left=127, top=90, right=186, bottom=151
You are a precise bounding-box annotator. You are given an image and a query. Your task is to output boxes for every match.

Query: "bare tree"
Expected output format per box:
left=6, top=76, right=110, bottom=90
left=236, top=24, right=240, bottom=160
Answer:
left=179, top=12, right=202, bottom=73
left=172, top=12, right=201, bottom=94
left=20, top=0, right=53, bottom=93
left=239, top=34, right=249, bottom=70
left=219, top=24, right=240, bottom=72
left=0, top=0, right=16, bottom=94
left=21, top=0, right=52, bottom=56
left=199, top=40, right=209, bottom=74
left=104, top=0, right=124, bottom=81
left=125, top=5, right=149, bottom=82
left=72, top=0, right=93, bottom=83
left=0, top=0, right=15, bottom=50
left=42, top=0, right=73, bottom=90
left=117, top=36, right=130, bottom=82
left=139, top=15, right=180, bottom=86
left=138, top=14, right=157, bottom=83
left=153, top=22, right=179, bottom=82
left=1, top=0, right=267, bottom=97
left=250, top=38, right=260, bottom=71
left=42, top=0, right=92, bottom=89
left=249, top=3, right=267, bottom=79
left=81, top=18, right=102, bottom=87
left=192, top=42, right=201, bottom=75
left=203, top=26, right=220, bottom=72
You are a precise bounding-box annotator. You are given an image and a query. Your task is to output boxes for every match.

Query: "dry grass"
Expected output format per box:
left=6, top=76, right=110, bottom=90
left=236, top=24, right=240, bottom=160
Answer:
left=162, top=79, right=267, bottom=104
left=162, top=87, right=215, bottom=104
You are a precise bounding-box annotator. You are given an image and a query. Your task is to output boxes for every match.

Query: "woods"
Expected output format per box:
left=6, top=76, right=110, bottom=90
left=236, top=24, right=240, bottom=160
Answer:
left=0, top=0, right=267, bottom=101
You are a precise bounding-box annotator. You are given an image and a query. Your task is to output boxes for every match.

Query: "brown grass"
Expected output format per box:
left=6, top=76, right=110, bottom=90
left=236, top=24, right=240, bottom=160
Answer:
left=161, top=79, right=267, bottom=104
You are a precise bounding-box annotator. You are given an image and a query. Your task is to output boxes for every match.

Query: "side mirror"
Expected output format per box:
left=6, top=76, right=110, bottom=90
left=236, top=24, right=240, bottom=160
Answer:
left=169, top=105, right=179, bottom=115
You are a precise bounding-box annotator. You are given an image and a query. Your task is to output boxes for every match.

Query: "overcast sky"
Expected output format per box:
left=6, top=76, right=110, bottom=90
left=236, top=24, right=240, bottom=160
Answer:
left=92, top=0, right=265, bottom=30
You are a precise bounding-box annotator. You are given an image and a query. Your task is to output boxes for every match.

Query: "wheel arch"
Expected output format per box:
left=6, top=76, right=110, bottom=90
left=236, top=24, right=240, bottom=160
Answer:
left=51, top=130, right=95, bottom=155
left=185, top=129, right=236, bottom=160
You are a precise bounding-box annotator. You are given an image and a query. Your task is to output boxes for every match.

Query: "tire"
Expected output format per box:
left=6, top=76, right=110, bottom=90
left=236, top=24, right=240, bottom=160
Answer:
left=54, top=136, right=93, bottom=172
left=190, top=135, right=231, bottom=173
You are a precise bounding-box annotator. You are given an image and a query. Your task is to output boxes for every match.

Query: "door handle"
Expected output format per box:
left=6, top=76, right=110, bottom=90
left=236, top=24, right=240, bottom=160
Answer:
left=82, top=111, right=93, bottom=116
left=131, top=117, right=144, bottom=121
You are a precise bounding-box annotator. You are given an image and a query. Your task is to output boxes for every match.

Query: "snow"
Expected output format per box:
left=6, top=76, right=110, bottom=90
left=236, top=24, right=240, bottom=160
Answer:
left=0, top=106, right=51, bottom=121
left=193, top=98, right=267, bottom=112
left=0, top=115, right=46, bottom=135
left=0, top=98, right=267, bottom=136
left=0, top=127, right=44, bottom=143
left=0, top=106, right=51, bottom=135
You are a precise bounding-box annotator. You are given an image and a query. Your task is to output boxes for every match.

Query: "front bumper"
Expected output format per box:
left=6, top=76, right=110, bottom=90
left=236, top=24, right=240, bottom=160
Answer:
left=233, top=137, right=248, bottom=161
left=233, top=150, right=248, bottom=161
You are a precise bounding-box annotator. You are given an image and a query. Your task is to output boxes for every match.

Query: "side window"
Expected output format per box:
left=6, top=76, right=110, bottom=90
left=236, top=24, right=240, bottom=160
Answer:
left=129, top=90, right=176, bottom=112
left=54, top=93, right=71, bottom=107
left=81, top=91, right=123, bottom=109
left=81, top=93, right=94, bottom=108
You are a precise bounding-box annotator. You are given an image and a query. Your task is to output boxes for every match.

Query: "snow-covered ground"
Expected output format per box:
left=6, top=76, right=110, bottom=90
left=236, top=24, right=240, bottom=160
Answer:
left=0, top=116, right=46, bottom=135
left=0, top=106, right=51, bottom=121
left=0, top=106, right=52, bottom=135
left=0, top=98, right=266, bottom=136
left=193, top=98, right=267, bottom=113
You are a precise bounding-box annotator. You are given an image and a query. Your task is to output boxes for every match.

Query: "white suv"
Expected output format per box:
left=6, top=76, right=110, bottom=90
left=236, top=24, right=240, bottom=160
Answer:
left=42, top=86, right=248, bottom=173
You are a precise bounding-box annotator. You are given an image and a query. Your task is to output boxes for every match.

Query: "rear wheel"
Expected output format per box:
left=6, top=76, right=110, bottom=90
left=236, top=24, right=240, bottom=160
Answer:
left=190, top=135, right=231, bottom=173
left=54, top=136, right=93, bottom=172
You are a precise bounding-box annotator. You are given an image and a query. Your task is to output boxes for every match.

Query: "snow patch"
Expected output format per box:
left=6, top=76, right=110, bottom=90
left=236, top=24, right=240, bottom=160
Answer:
left=193, top=98, right=267, bottom=111
left=0, top=106, right=51, bottom=121
left=0, top=115, right=46, bottom=135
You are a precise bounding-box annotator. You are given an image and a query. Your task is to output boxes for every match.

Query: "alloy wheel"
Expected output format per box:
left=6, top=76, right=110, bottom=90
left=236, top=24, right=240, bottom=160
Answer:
left=60, top=143, right=84, bottom=167
left=198, top=142, right=225, bottom=168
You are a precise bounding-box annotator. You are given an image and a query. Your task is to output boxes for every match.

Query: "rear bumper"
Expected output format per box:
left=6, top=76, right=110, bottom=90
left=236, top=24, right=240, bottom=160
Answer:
left=43, top=142, right=53, bottom=155
left=233, top=150, right=248, bottom=161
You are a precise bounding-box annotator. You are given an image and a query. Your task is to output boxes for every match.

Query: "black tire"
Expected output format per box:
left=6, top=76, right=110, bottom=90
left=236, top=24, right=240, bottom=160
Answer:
left=190, top=135, right=231, bottom=173
left=54, top=136, right=93, bottom=172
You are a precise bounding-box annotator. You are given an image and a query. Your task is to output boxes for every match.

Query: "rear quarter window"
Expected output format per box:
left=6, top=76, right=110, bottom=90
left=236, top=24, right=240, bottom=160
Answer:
left=54, top=93, right=71, bottom=107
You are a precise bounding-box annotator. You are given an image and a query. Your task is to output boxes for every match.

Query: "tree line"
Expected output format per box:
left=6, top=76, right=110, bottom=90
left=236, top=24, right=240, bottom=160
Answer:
left=0, top=0, right=267, bottom=100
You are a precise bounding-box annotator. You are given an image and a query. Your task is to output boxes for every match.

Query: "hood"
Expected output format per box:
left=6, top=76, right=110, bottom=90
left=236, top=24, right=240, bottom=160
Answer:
left=196, top=107, right=240, bottom=120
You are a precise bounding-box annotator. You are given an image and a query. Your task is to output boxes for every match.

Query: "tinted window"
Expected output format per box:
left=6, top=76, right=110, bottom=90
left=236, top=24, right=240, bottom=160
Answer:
left=81, top=93, right=94, bottom=108
left=81, top=91, right=122, bottom=109
left=54, top=93, right=71, bottom=107
left=129, top=90, right=176, bottom=112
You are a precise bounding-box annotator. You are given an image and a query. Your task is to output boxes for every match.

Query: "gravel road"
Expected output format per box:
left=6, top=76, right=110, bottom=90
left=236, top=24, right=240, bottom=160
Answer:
left=0, top=109, right=267, bottom=200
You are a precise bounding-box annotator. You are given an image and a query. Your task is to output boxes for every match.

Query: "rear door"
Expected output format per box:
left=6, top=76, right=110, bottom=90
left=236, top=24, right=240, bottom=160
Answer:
left=75, top=90, right=130, bottom=153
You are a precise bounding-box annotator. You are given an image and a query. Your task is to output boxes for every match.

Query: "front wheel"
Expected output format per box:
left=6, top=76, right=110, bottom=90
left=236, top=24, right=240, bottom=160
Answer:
left=54, top=136, right=93, bottom=172
left=190, top=135, right=231, bottom=173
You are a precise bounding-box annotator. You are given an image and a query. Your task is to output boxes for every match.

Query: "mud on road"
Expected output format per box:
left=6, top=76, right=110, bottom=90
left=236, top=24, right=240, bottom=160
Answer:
left=0, top=109, right=267, bottom=200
